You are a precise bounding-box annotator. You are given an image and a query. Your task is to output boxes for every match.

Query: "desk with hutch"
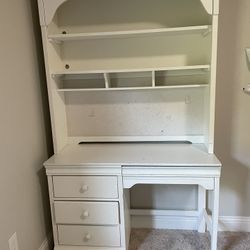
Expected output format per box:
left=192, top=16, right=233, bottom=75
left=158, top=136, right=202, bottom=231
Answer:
left=38, top=0, right=222, bottom=249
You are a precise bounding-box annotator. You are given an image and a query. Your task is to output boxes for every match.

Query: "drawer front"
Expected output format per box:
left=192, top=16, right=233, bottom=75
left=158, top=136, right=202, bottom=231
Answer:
left=53, top=176, right=118, bottom=198
left=58, top=225, right=120, bottom=247
left=54, top=201, right=119, bottom=225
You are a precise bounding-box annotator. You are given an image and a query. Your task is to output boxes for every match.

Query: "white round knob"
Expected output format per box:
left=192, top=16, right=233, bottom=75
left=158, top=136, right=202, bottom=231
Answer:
left=80, top=210, right=89, bottom=220
left=79, top=184, right=88, bottom=193
left=83, top=211, right=89, bottom=217
left=84, top=233, right=91, bottom=241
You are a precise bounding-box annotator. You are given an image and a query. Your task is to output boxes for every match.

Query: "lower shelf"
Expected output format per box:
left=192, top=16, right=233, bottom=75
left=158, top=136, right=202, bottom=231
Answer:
left=57, top=84, right=208, bottom=92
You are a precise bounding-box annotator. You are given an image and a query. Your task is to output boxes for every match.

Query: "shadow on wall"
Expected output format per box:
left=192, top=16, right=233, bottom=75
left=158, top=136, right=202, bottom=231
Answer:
left=215, top=0, right=250, bottom=216
left=29, top=0, right=54, bottom=239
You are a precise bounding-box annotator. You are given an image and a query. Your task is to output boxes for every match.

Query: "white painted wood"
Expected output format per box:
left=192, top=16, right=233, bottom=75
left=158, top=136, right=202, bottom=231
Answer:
left=131, top=214, right=198, bottom=230
left=116, top=176, right=128, bottom=249
left=123, top=190, right=131, bottom=249
left=38, top=232, right=52, bottom=250
left=151, top=71, right=155, bottom=87
left=57, top=225, right=120, bottom=247
left=57, top=84, right=208, bottom=92
left=54, top=247, right=125, bottom=250
left=219, top=216, right=250, bottom=232
left=53, top=176, right=118, bottom=198
left=131, top=212, right=250, bottom=232
left=47, top=176, right=59, bottom=245
left=211, top=178, right=220, bottom=250
left=52, top=65, right=210, bottom=77
left=39, top=0, right=67, bottom=25
left=54, top=201, right=119, bottom=225
left=38, top=1, right=221, bottom=249
left=53, top=197, right=120, bottom=202
left=213, top=0, right=220, bottom=14
left=200, top=0, right=213, bottom=14
left=198, top=186, right=206, bottom=232
left=48, top=25, right=212, bottom=42
left=67, top=136, right=205, bottom=144
left=130, top=209, right=198, bottom=217
left=40, top=27, right=68, bottom=153
left=46, top=166, right=122, bottom=176
left=104, top=73, right=110, bottom=89
left=44, top=143, right=221, bottom=167
left=204, top=209, right=212, bottom=235
left=243, top=86, right=250, bottom=94
left=207, top=15, right=219, bottom=153
left=246, top=48, right=250, bottom=63
left=37, top=0, right=46, bottom=26
left=123, top=177, right=214, bottom=190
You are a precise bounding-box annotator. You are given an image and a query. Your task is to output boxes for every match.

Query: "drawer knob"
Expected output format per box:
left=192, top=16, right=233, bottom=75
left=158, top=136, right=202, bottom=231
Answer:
left=79, top=185, right=88, bottom=193
left=80, top=211, right=89, bottom=219
left=84, top=233, right=91, bottom=241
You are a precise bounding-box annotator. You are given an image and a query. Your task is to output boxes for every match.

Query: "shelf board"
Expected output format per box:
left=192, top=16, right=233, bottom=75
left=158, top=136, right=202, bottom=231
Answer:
left=52, top=65, right=210, bottom=77
left=57, top=84, right=208, bottom=92
left=48, top=25, right=211, bottom=42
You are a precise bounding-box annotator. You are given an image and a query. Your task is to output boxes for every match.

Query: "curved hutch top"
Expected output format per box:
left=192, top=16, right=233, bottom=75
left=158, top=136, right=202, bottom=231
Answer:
left=38, top=0, right=220, bottom=154
left=38, top=0, right=219, bottom=26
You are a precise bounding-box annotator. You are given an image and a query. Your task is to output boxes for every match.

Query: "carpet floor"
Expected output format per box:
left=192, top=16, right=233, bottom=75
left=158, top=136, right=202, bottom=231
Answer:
left=129, top=229, right=250, bottom=250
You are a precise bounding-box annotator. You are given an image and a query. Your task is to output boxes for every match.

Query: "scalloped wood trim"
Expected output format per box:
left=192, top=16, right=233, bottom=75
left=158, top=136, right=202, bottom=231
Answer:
left=39, top=0, right=67, bottom=26
left=39, top=0, right=217, bottom=26
left=200, top=0, right=213, bottom=15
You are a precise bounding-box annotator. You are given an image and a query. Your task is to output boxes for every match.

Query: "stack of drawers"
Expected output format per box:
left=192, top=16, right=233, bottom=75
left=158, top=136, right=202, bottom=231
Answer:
left=52, top=175, right=121, bottom=247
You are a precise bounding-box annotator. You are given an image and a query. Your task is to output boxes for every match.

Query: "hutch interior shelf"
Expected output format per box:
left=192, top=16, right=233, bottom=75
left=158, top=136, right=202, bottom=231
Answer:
left=38, top=0, right=221, bottom=249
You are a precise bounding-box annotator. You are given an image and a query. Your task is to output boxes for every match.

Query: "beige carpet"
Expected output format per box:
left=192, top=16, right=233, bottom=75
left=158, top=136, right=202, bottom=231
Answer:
left=129, top=229, right=250, bottom=250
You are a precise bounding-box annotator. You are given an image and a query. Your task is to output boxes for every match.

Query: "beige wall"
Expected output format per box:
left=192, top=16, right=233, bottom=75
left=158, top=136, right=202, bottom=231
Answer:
left=215, top=0, right=250, bottom=216
left=0, top=1, right=53, bottom=250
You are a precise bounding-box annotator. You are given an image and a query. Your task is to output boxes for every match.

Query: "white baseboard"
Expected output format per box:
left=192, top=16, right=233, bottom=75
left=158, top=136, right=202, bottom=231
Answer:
left=38, top=233, right=53, bottom=250
left=219, top=216, right=250, bottom=232
left=131, top=210, right=250, bottom=232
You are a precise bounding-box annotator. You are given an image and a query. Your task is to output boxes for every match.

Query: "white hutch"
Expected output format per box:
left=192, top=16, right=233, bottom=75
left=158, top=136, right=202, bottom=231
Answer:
left=37, top=0, right=221, bottom=249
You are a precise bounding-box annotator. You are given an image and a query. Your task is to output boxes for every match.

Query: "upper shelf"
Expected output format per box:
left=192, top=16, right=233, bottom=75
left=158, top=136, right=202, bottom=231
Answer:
left=52, top=65, right=210, bottom=77
left=48, top=25, right=212, bottom=42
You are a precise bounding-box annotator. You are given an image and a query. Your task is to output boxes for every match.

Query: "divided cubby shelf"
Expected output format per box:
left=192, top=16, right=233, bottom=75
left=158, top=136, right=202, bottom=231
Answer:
left=54, top=65, right=210, bottom=92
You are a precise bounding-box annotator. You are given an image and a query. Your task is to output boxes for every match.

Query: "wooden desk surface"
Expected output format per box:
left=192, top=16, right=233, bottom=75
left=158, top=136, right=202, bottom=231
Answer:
left=44, top=143, right=221, bottom=167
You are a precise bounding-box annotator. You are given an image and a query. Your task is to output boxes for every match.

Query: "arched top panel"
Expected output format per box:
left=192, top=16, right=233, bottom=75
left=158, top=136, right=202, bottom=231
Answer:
left=38, top=0, right=218, bottom=26
left=39, top=0, right=68, bottom=26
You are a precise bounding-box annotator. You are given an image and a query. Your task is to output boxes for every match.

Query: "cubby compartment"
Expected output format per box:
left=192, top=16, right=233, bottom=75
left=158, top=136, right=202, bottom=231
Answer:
left=155, top=68, right=210, bottom=88
left=109, top=72, right=152, bottom=89
left=56, top=73, right=106, bottom=91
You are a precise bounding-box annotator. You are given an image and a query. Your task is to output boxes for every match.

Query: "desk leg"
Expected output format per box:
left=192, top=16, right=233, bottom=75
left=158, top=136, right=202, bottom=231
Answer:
left=211, top=178, right=220, bottom=250
left=198, top=185, right=206, bottom=233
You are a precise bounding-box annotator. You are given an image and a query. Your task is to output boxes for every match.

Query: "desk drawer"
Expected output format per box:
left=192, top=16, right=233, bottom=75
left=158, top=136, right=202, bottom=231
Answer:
left=53, top=176, right=118, bottom=198
left=54, top=201, right=119, bottom=225
left=58, top=225, right=120, bottom=247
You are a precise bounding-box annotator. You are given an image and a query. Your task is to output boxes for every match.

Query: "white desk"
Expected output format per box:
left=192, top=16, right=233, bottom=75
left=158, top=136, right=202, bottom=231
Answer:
left=45, top=143, right=221, bottom=250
